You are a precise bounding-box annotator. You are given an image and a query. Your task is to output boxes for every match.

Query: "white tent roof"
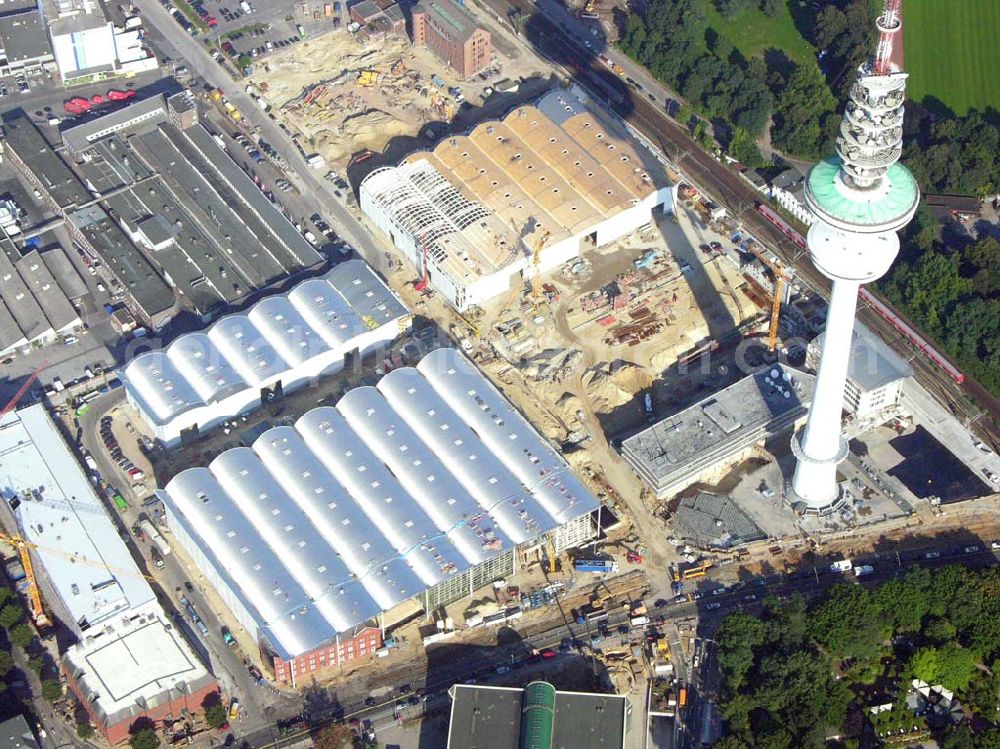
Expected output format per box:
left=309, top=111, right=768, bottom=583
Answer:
left=161, top=349, right=600, bottom=659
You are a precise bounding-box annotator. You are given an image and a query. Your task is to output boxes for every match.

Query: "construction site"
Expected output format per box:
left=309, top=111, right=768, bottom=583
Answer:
left=254, top=29, right=540, bottom=169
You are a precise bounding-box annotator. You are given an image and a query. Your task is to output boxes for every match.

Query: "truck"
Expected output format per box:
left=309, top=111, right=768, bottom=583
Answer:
left=678, top=687, right=687, bottom=707
left=151, top=546, right=165, bottom=569
left=239, top=0, right=252, bottom=12
left=431, top=74, right=445, bottom=88
left=84, top=455, right=98, bottom=473
left=854, top=564, right=875, bottom=577
left=830, top=559, right=853, bottom=573
left=107, top=89, right=136, bottom=101
left=574, top=559, right=620, bottom=574
left=139, top=520, right=172, bottom=557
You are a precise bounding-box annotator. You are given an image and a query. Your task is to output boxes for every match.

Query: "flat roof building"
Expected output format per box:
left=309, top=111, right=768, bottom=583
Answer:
left=0, top=715, right=37, bottom=749
left=0, top=1, right=55, bottom=75
left=43, top=0, right=117, bottom=83
left=63, top=610, right=217, bottom=745
left=446, top=681, right=629, bottom=749
left=807, top=321, right=912, bottom=424
left=0, top=404, right=218, bottom=742
left=361, top=86, right=675, bottom=311
left=122, top=260, right=409, bottom=446
left=61, top=93, right=168, bottom=154
left=0, top=404, right=158, bottom=632
left=158, top=348, right=600, bottom=683
left=411, top=0, right=490, bottom=78
left=623, top=365, right=815, bottom=499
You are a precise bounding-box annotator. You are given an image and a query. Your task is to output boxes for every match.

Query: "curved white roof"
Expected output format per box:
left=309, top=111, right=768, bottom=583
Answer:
left=122, top=260, right=407, bottom=426
left=418, top=348, right=595, bottom=524
left=168, top=333, right=246, bottom=403
left=296, top=407, right=466, bottom=586
left=253, top=425, right=425, bottom=609
left=124, top=351, right=202, bottom=421
left=377, top=368, right=553, bottom=543
left=161, top=349, right=600, bottom=659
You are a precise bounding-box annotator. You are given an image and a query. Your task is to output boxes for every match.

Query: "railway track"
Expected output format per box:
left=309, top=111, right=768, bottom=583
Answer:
left=513, top=8, right=999, bottom=442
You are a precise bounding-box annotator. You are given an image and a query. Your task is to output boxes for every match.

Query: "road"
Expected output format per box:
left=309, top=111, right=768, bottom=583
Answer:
left=131, top=0, right=389, bottom=280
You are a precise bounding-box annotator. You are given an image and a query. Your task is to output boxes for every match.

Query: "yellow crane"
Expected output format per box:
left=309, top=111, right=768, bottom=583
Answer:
left=749, top=248, right=787, bottom=352
left=0, top=531, right=159, bottom=628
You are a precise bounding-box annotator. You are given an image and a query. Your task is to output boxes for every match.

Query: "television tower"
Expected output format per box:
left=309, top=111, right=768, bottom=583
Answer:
left=790, top=0, right=920, bottom=513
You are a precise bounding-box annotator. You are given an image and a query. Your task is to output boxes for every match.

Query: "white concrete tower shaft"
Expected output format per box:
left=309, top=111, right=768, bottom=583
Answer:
left=790, top=0, right=920, bottom=513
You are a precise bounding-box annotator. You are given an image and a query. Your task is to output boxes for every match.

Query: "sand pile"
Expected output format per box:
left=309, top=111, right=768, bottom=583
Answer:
left=520, top=348, right=583, bottom=383
left=582, top=362, right=636, bottom=414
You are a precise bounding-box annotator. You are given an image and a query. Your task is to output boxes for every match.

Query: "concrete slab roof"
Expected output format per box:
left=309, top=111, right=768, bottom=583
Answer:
left=0, top=5, right=53, bottom=64
left=16, top=249, right=80, bottom=332
left=813, top=321, right=913, bottom=392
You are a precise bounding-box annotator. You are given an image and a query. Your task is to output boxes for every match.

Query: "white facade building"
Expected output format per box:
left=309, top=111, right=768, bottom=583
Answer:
left=158, top=348, right=600, bottom=662
left=122, top=260, right=409, bottom=446
left=360, top=87, right=675, bottom=311
left=806, top=322, right=912, bottom=422
left=0, top=404, right=157, bottom=632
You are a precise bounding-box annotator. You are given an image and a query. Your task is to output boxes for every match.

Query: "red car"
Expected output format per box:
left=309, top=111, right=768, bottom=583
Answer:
left=540, top=649, right=556, bottom=659
left=207, top=16, right=218, bottom=26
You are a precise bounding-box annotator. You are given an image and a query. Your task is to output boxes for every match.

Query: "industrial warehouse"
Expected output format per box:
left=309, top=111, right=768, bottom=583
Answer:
left=1, top=92, right=322, bottom=330
left=157, top=348, right=601, bottom=683
left=360, top=87, right=675, bottom=311
left=121, top=259, right=409, bottom=446
left=0, top=404, right=217, bottom=743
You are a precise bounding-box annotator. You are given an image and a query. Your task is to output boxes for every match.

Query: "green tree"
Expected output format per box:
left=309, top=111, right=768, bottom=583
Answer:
left=770, top=63, right=837, bottom=158
left=129, top=727, right=160, bottom=749
left=923, top=617, right=957, bottom=644
left=9, top=623, right=33, bottom=649
left=0, top=649, right=12, bottom=677
left=911, top=643, right=978, bottom=691
left=0, top=603, right=24, bottom=629
left=76, top=723, right=95, bottom=740
left=28, top=656, right=45, bottom=675
left=41, top=679, right=63, bottom=702
left=963, top=667, right=1000, bottom=719
left=728, top=127, right=765, bottom=166
left=809, top=584, right=886, bottom=660
left=760, top=0, right=781, bottom=16
left=313, top=724, right=354, bottom=749
left=203, top=694, right=228, bottom=730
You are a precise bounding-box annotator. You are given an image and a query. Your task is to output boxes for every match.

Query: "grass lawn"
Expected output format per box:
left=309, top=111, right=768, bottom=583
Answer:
left=703, top=2, right=815, bottom=66
left=905, top=0, right=1000, bottom=114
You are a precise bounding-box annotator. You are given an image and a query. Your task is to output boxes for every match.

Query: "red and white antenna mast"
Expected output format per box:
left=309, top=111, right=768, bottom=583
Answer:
left=873, top=0, right=902, bottom=75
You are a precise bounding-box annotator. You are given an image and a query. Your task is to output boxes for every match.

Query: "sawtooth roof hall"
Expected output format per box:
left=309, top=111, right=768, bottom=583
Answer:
left=158, top=348, right=600, bottom=662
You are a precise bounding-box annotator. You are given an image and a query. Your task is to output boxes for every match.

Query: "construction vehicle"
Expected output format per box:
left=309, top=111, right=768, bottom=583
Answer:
left=576, top=0, right=599, bottom=19
left=390, top=59, right=406, bottom=75
left=677, top=560, right=712, bottom=580
left=356, top=70, right=382, bottom=87
left=0, top=534, right=50, bottom=627
left=545, top=536, right=558, bottom=574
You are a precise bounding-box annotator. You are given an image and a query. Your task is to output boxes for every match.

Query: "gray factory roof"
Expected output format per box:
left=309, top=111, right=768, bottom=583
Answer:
left=0, top=243, right=50, bottom=341
left=61, top=94, right=167, bottom=153
left=39, top=242, right=88, bottom=300
left=623, top=365, right=815, bottom=494
left=0, top=300, right=24, bottom=353
left=0, top=5, right=52, bottom=64
left=122, top=260, right=407, bottom=424
left=813, top=322, right=913, bottom=392
left=2, top=113, right=91, bottom=209
left=160, top=348, right=599, bottom=660
left=169, top=124, right=322, bottom=273
left=0, top=715, right=37, bottom=749
left=446, top=683, right=628, bottom=749
left=671, top=492, right=766, bottom=549
left=69, top=206, right=174, bottom=322
left=0, top=405, right=157, bottom=629
left=15, top=250, right=80, bottom=331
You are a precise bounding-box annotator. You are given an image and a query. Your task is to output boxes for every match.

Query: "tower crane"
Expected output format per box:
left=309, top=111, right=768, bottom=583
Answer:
left=747, top=249, right=788, bottom=352
left=0, top=362, right=48, bottom=421
left=531, top=229, right=550, bottom=305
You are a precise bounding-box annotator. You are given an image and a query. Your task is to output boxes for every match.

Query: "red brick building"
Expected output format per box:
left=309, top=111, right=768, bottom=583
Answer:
left=411, top=0, right=491, bottom=79
left=61, top=613, right=219, bottom=744
left=272, top=624, right=382, bottom=685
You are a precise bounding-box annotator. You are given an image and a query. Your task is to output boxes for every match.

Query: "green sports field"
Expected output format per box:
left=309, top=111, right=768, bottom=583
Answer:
left=904, top=0, right=1000, bottom=114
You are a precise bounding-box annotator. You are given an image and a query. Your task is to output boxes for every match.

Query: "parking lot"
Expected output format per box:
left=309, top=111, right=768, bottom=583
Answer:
left=162, top=0, right=341, bottom=73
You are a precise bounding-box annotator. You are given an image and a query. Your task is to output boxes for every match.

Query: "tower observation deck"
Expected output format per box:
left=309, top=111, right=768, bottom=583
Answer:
left=790, top=0, right=920, bottom=513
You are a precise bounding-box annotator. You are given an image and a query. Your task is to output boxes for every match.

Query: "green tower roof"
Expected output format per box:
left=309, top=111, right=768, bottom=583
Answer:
left=806, top=156, right=919, bottom=231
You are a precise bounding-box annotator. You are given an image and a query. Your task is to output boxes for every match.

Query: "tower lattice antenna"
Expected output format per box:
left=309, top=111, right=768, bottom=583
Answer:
left=873, top=0, right=902, bottom=75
